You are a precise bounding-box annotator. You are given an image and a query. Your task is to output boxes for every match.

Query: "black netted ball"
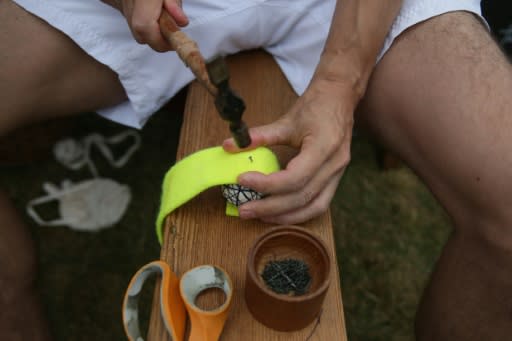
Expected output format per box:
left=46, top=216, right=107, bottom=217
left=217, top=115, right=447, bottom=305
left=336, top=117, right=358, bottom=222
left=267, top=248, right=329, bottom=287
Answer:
left=221, top=184, right=262, bottom=206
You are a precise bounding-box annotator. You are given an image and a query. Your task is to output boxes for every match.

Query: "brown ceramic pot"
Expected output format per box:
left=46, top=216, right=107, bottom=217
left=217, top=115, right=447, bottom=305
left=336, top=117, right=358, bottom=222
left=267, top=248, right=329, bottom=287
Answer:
left=245, top=225, right=331, bottom=331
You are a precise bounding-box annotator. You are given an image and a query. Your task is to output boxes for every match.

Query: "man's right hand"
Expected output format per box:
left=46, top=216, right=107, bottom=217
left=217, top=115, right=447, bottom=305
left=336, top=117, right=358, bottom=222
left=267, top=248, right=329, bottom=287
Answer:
left=103, top=0, right=189, bottom=52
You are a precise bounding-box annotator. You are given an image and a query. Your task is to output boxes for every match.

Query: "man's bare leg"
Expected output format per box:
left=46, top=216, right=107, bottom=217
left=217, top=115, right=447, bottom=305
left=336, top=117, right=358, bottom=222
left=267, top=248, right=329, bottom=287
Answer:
left=0, top=0, right=126, bottom=135
left=1, top=1, right=126, bottom=339
left=0, top=190, right=53, bottom=340
left=358, top=12, right=512, bottom=340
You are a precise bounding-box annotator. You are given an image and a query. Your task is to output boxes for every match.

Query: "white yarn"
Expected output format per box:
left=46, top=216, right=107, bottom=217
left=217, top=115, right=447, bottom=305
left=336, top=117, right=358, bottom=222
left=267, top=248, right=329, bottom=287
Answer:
left=53, top=131, right=141, bottom=177
left=53, top=138, right=88, bottom=171
left=26, top=179, right=131, bottom=232
left=28, top=130, right=140, bottom=231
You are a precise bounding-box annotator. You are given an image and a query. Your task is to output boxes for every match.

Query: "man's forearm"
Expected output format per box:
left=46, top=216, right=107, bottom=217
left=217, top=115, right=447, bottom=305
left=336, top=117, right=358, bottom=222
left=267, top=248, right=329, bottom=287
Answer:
left=315, top=0, right=403, bottom=101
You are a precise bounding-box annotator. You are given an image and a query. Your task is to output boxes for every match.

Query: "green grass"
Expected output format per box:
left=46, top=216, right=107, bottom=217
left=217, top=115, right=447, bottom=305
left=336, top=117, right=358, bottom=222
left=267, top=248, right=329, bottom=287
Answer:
left=334, top=138, right=451, bottom=341
left=0, top=107, right=451, bottom=340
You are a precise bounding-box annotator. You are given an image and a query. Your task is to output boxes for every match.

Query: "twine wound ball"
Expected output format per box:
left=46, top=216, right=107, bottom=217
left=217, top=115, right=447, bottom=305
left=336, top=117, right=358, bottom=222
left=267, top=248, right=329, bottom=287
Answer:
left=221, top=184, right=262, bottom=206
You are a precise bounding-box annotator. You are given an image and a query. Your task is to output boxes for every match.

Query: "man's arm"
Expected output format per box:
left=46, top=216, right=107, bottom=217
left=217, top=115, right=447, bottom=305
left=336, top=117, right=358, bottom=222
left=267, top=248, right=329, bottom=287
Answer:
left=316, top=0, right=404, bottom=101
left=225, top=0, right=404, bottom=224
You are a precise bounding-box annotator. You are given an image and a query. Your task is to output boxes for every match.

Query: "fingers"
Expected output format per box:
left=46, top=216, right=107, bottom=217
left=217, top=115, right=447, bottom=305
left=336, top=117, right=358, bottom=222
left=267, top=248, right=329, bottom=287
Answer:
left=124, top=0, right=188, bottom=52
left=243, top=173, right=342, bottom=225
left=238, top=126, right=346, bottom=195
left=225, top=108, right=350, bottom=222
left=164, top=0, right=188, bottom=27
left=238, top=149, right=348, bottom=219
left=265, top=175, right=341, bottom=224
left=223, top=82, right=354, bottom=224
left=128, top=0, right=171, bottom=51
left=239, top=140, right=325, bottom=194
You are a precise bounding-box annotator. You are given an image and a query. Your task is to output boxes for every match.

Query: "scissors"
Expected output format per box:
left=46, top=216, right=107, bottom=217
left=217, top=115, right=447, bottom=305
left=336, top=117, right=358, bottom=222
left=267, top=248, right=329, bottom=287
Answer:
left=122, top=261, right=233, bottom=341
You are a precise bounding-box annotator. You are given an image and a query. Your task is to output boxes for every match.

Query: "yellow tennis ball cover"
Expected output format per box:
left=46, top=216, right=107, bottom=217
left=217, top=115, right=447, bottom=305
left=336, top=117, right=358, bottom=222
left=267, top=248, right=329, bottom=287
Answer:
left=156, top=146, right=280, bottom=244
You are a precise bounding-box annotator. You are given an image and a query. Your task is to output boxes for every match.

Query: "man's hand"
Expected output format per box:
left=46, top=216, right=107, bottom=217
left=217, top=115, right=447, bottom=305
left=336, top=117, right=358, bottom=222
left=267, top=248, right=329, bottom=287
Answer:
left=221, top=0, right=403, bottom=225
left=104, top=0, right=189, bottom=52
left=223, top=80, right=356, bottom=225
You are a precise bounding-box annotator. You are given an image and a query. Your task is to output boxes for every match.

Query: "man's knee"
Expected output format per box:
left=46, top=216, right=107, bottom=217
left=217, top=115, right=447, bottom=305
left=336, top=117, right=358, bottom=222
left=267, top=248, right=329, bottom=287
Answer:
left=0, top=0, right=126, bottom=137
left=360, top=10, right=512, bottom=222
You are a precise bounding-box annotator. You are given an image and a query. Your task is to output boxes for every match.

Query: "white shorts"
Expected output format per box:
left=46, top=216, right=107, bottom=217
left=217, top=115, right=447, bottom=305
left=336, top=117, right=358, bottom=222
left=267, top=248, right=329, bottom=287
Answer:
left=13, top=0, right=484, bottom=129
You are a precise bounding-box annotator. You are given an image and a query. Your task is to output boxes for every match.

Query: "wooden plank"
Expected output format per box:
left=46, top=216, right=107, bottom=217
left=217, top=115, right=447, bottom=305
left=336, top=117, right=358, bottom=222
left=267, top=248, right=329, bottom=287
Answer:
left=147, top=50, right=347, bottom=340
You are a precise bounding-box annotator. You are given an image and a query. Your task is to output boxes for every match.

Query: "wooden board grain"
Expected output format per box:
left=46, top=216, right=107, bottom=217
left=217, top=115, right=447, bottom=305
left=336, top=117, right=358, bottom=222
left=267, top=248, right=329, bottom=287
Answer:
left=147, top=50, right=347, bottom=340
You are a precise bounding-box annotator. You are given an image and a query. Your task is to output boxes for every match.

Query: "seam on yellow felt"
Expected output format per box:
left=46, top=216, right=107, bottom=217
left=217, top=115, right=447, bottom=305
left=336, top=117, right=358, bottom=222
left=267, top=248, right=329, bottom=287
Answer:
left=156, top=146, right=280, bottom=244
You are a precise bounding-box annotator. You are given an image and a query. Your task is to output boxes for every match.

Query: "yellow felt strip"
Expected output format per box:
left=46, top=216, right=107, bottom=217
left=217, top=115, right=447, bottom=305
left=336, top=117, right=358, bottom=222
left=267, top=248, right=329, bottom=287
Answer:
left=156, top=146, right=280, bottom=244
left=225, top=202, right=239, bottom=217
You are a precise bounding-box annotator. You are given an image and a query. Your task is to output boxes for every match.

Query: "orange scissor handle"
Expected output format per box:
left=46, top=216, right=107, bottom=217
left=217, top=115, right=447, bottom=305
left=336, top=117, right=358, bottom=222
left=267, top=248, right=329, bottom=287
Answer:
left=122, top=261, right=186, bottom=341
left=123, top=262, right=233, bottom=341
left=180, top=265, right=234, bottom=341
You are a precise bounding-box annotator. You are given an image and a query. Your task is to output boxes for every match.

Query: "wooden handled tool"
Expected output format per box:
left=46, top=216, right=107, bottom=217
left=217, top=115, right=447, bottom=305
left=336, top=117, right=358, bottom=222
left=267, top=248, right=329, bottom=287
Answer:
left=158, top=10, right=252, bottom=148
left=98, top=1, right=217, bottom=96
left=158, top=10, right=217, bottom=95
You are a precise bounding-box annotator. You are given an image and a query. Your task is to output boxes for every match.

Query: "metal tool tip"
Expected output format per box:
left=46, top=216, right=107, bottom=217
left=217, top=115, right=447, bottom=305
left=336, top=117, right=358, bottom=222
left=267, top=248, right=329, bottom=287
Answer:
left=231, top=122, right=252, bottom=149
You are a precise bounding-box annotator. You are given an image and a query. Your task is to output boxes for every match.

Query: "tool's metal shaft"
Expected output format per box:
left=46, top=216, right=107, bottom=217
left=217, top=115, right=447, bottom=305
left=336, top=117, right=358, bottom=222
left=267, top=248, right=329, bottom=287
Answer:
left=159, top=12, right=250, bottom=147
left=207, top=57, right=252, bottom=148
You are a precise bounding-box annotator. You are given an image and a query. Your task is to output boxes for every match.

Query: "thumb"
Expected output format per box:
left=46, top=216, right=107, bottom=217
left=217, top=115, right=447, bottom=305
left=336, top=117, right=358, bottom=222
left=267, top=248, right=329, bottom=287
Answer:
left=222, top=119, right=292, bottom=152
left=164, top=0, right=188, bottom=27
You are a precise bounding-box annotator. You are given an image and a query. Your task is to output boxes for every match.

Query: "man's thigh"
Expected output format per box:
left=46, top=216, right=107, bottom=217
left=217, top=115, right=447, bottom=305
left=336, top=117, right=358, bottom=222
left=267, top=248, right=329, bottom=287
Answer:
left=358, top=11, right=512, bottom=239
left=0, top=0, right=126, bottom=135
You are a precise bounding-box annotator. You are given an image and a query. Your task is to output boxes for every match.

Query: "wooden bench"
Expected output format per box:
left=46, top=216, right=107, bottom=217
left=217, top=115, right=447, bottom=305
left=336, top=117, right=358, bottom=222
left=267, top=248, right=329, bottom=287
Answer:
left=147, top=50, right=348, bottom=340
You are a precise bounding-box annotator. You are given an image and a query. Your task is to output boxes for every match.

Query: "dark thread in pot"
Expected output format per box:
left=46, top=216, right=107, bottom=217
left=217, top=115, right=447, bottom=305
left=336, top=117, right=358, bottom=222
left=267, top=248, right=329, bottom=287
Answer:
left=261, top=259, right=311, bottom=296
